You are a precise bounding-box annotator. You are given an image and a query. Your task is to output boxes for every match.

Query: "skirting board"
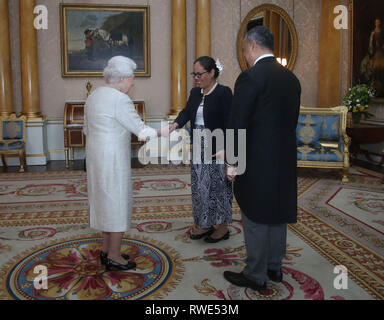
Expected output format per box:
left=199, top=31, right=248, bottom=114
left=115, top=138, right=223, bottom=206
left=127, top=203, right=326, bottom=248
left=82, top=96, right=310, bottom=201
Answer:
left=1, top=117, right=169, bottom=167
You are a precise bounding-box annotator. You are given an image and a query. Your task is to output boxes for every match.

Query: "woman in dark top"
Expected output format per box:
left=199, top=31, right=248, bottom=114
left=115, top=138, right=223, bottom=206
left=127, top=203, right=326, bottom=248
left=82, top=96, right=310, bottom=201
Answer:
left=168, top=56, right=233, bottom=243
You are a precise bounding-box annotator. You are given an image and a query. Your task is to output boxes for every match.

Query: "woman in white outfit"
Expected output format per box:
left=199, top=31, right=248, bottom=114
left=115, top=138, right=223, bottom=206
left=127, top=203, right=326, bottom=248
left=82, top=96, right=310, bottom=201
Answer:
left=84, top=56, right=163, bottom=271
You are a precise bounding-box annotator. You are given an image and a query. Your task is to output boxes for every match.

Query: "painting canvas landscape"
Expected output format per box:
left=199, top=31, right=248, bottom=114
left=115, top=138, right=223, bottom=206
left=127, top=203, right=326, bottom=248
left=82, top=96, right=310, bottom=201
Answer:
left=61, top=5, right=150, bottom=77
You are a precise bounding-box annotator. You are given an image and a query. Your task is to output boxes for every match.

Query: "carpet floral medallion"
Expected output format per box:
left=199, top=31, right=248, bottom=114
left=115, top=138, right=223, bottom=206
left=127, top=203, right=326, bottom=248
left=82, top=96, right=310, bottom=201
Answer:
left=1, top=235, right=183, bottom=300
left=0, top=166, right=383, bottom=300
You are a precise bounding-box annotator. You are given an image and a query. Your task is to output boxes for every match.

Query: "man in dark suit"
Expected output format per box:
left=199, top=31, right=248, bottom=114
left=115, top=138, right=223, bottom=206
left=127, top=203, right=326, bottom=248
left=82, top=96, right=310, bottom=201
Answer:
left=224, top=26, right=301, bottom=292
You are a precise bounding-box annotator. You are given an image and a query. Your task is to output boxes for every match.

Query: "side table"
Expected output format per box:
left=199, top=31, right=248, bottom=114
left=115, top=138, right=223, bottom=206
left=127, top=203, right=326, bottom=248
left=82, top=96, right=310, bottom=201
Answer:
left=346, top=123, right=384, bottom=183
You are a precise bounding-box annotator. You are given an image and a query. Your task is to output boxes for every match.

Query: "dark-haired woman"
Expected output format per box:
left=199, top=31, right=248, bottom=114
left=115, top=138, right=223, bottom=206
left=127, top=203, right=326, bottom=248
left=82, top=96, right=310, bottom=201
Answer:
left=168, top=56, right=233, bottom=243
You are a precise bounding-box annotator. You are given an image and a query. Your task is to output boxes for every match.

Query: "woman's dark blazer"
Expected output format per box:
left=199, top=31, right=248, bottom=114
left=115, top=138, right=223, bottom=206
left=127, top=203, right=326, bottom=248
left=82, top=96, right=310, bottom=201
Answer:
left=174, top=84, right=233, bottom=156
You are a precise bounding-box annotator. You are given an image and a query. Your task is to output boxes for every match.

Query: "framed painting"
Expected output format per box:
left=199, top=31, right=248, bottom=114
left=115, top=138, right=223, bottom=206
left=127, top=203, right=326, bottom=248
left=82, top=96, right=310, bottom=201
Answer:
left=60, top=4, right=150, bottom=77
left=350, top=0, right=384, bottom=100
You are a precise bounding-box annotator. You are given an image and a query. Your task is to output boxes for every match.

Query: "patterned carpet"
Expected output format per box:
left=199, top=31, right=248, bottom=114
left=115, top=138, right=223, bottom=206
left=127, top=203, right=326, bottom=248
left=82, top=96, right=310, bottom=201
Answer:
left=0, top=166, right=383, bottom=300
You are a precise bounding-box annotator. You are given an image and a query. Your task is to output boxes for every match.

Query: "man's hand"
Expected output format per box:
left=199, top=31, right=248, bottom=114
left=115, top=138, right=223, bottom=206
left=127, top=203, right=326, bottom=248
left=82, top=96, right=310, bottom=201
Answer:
left=226, top=165, right=237, bottom=182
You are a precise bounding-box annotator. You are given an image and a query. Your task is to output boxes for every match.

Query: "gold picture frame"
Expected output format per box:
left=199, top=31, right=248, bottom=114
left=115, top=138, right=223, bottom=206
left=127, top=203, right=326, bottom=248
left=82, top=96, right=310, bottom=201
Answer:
left=349, top=0, right=384, bottom=101
left=237, top=4, right=298, bottom=71
left=60, top=4, right=150, bottom=77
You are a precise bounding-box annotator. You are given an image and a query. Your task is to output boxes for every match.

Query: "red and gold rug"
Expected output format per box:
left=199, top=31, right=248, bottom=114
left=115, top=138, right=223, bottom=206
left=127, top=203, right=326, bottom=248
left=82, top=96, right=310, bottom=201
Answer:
left=0, top=166, right=383, bottom=300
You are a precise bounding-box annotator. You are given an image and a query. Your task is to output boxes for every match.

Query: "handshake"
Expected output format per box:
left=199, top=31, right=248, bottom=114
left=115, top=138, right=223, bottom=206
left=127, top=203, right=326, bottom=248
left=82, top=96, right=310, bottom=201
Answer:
left=156, top=122, right=179, bottom=138
left=154, top=122, right=238, bottom=182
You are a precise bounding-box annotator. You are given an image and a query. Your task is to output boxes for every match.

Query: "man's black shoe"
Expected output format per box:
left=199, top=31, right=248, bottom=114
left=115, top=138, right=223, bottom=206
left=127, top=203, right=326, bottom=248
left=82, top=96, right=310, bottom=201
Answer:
left=267, top=269, right=283, bottom=283
left=223, top=271, right=267, bottom=293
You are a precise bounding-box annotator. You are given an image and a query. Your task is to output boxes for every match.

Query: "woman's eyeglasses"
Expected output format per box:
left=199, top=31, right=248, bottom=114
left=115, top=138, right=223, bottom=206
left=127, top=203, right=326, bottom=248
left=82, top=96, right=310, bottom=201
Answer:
left=191, top=71, right=208, bottom=79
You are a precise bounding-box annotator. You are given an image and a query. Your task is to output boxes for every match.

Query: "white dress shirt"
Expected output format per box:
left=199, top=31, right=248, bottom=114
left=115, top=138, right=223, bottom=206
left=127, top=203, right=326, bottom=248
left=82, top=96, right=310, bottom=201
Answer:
left=253, top=54, right=275, bottom=66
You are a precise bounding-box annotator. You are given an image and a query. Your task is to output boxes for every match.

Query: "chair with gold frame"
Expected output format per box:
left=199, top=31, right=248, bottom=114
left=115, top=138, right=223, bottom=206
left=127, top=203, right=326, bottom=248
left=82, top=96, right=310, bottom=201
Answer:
left=297, top=106, right=350, bottom=183
left=0, top=114, right=27, bottom=172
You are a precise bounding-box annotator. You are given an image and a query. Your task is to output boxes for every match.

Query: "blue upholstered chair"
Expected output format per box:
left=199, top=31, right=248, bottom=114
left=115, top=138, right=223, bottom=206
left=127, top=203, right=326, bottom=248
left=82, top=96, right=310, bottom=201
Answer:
left=0, top=114, right=27, bottom=172
left=297, top=106, right=350, bottom=183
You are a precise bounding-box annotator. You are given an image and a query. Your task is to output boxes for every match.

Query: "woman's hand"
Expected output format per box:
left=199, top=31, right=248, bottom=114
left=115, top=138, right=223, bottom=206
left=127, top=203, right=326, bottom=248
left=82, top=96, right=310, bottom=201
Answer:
left=157, top=123, right=179, bottom=138
left=212, top=150, right=225, bottom=161
left=157, top=126, right=169, bottom=138
left=225, top=165, right=237, bottom=182
left=169, top=122, right=179, bottom=133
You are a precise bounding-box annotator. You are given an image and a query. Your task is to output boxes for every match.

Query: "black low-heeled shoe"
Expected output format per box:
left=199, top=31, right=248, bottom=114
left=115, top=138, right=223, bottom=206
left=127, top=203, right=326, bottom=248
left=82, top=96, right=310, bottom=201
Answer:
left=100, top=252, right=130, bottom=266
left=204, top=231, right=230, bottom=243
left=190, top=227, right=214, bottom=240
left=105, top=258, right=137, bottom=271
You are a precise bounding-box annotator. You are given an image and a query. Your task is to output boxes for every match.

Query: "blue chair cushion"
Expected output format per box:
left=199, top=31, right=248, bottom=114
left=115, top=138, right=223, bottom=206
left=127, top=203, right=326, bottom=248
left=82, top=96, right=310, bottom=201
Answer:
left=3, top=121, right=24, bottom=140
left=297, top=145, right=343, bottom=162
left=0, top=141, right=24, bottom=151
left=297, top=115, right=322, bottom=146
left=319, top=115, right=340, bottom=141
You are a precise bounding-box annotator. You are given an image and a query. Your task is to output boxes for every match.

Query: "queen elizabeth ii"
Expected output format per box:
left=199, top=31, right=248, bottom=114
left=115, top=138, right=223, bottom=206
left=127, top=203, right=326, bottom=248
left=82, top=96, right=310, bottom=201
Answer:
left=84, top=56, right=167, bottom=271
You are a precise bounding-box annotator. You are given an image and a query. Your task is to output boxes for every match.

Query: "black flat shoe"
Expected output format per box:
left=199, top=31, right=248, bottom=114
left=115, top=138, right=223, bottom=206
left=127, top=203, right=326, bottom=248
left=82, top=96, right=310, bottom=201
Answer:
left=267, top=269, right=283, bottom=283
left=223, top=271, right=267, bottom=293
left=105, top=258, right=137, bottom=271
left=204, top=231, right=230, bottom=243
left=100, top=252, right=130, bottom=266
left=190, top=227, right=214, bottom=240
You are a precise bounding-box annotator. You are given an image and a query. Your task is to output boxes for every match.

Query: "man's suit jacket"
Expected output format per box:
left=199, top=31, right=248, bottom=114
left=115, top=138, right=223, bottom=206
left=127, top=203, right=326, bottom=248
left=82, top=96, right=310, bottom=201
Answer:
left=229, top=57, right=301, bottom=224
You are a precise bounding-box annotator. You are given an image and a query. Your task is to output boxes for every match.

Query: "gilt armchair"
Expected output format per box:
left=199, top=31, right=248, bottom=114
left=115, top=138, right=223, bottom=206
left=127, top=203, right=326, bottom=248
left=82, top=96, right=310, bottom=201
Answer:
left=297, top=106, right=350, bottom=183
left=0, top=114, right=27, bottom=172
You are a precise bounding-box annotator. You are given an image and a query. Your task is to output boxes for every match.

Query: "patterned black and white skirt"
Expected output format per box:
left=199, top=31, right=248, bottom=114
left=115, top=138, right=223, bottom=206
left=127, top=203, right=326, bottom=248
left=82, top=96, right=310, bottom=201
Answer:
left=191, top=125, right=233, bottom=228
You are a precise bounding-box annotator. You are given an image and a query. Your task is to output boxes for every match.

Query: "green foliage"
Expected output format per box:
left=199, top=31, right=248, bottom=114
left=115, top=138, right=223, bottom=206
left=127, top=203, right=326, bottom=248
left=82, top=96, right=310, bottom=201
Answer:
left=343, top=84, right=376, bottom=123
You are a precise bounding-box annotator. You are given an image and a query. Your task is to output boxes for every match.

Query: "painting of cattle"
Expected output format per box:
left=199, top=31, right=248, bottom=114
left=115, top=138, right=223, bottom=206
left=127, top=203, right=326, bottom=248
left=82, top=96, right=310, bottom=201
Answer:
left=61, top=4, right=150, bottom=77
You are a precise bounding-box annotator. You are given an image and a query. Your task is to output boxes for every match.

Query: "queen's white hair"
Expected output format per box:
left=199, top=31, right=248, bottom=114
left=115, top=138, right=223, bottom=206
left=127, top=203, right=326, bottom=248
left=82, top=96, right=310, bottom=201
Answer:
left=103, top=56, right=137, bottom=84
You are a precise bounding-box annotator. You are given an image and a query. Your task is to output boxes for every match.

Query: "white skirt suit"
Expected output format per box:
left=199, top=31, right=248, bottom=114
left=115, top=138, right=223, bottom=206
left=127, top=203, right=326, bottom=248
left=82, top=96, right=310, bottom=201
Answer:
left=84, top=87, right=157, bottom=232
